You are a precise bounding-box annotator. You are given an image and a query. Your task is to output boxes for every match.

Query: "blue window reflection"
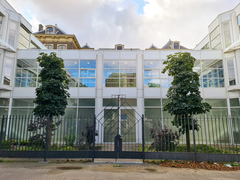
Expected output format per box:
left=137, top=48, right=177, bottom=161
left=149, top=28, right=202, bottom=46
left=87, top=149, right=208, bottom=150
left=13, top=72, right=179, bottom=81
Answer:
left=80, top=60, right=96, bottom=69
left=67, top=69, right=79, bottom=78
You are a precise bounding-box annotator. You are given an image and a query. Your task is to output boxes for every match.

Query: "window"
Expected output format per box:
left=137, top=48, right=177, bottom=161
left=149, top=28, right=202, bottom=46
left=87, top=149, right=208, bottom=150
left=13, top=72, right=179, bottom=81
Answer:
left=201, top=42, right=210, bottom=50
left=3, top=58, right=13, bottom=85
left=58, top=45, right=67, bottom=49
left=30, top=41, right=39, bottom=49
left=15, top=59, right=38, bottom=87
left=0, top=98, right=9, bottom=118
left=223, top=22, right=232, bottom=48
left=103, top=61, right=136, bottom=87
left=45, top=44, right=53, bottom=49
left=173, top=42, right=179, bottom=49
left=144, top=60, right=172, bottom=87
left=46, top=27, right=54, bottom=34
left=80, top=60, right=96, bottom=87
left=18, top=25, right=30, bottom=49
left=0, top=15, right=3, bottom=34
left=210, top=26, right=221, bottom=50
left=227, top=59, right=236, bottom=86
left=117, top=46, right=122, bottom=50
left=237, top=15, right=240, bottom=25
left=202, top=60, right=224, bottom=88
left=64, top=60, right=79, bottom=87
left=8, top=21, right=17, bottom=47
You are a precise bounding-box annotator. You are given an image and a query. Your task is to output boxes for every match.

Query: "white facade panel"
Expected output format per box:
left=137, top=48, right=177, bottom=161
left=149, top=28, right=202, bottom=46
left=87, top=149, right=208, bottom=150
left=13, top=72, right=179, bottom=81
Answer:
left=201, top=50, right=222, bottom=59
left=119, top=88, right=137, bottom=98
left=0, top=90, right=11, bottom=97
left=209, top=17, right=219, bottom=33
left=144, top=88, right=161, bottom=98
left=68, top=88, right=78, bottom=98
left=103, top=88, right=120, bottom=97
left=80, top=50, right=96, bottom=59
left=221, top=12, right=230, bottom=22
left=120, top=51, right=137, bottom=59
left=143, top=51, right=159, bottom=59
left=13, top=88, right=35, bottom=97
left=17, top=49, right=39, bottom=59
left=78, top=88, right=95, bottom=98
left=102, top=51, right=119, bottom=59
left=20, top=16, right=32, bottom=32
left=224, top=52, right=235, bottom=59
left=202, top=88, right=227, bottom=98
left=9, top=11, right=19, bottom=22
left=60, top=50, right=79, bottom=59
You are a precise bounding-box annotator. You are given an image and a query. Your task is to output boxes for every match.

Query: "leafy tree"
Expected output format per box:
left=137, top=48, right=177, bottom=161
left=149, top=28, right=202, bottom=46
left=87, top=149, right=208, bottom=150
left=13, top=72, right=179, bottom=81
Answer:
left=161, top=52, right=211, bottom=152
left=33, top=52, right=70, bottom=150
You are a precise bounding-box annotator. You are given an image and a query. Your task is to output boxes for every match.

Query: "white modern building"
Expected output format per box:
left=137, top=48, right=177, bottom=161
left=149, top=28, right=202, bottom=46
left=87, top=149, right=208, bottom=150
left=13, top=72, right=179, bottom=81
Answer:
left=0, top=0, right=240, bottom=126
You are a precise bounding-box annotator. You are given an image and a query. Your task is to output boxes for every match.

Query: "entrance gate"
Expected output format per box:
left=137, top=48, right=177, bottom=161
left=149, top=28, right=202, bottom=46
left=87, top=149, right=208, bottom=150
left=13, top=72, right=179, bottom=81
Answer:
left=92, top=95, right=145, bottom=162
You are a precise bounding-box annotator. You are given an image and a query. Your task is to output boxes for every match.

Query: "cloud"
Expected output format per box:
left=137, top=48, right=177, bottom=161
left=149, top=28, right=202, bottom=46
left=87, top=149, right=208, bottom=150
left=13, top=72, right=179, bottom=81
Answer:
left=7, top=0, right=240, bottom=49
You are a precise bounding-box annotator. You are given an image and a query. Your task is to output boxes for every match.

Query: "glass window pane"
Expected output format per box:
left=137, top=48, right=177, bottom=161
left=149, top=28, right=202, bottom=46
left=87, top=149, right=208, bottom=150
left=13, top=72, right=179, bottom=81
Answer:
left=144, top=99, right=161, bottom=106
left=17, top=59, right=38, bottom=68
left=80, top=70, right=87, bottom=77
left=210, top=26, right=220, bottom=40
left=104, top=78, right=119, bottom=87
left=78, top=108, right=95, bottom=118
left=230, top=98, right=240, bottom=107
left=120, top=78, right=136, bottom=87
left=67, top=69, right=79, bottom=78
left=144, top=79, right=160, bottom=87
left=79, top=99, right=95, bottom=106
left=144, top=61, right=160, bottom=69
left=80, top=79, right=96, bottom=87
left=144, top=70, right=151, bottom=77
left=88, top=70, right=95, bottom=77
left=205, top=99, right=227, bottom=107
left=12, top=99, right=34, bottom=107
left=231, top=108, right=240, bottom=117
left=121, top=99, right=137, bottom=106
left=64, top=60, right=79, bottom=68
left=120, top=69, right=136, bottom=78
left=11, top=108, right=34, bottom=116
left=80, top=60, right=96, bottom=69
left=103, top=99, right=118, bottom=106
left=103, top=61, right=119, bottom=69
left=67, top=99, right=78, bottom=106
left=103, top=69, right=119, bottom=78
left=0, top=98, right=9, bottom=106
left=120, top=61, right=136, bottom=69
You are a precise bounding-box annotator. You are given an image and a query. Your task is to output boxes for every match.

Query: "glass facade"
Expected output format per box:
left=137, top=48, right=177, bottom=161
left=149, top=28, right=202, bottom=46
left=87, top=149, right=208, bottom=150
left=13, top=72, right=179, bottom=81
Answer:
left=8, top=21, right=17, bottom=47
left=4, top=58, right=13, bottom=85
left=144, top=60, right=172, bottom=87
left=227, top=59, right=236, bottom=86
left=15, top=59, right=38, bottom=87
left=103, top=61, right=136, bottom=87
left=223, top=22, right=232, bottom=48
left=210, top=26, right=221, bottom=50
left=202, top=60, right=224, bottom=88
left=18, top=26, right=30, bottom=49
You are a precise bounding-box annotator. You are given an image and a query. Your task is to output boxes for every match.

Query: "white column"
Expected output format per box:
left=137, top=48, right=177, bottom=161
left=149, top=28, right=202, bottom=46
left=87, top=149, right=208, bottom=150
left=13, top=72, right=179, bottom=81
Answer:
left=136, top=53, right=144, bottom=143
left=231, top=12, right=239, bottom=42
left=234, top=50, right=240, bottom=85
left=95, top=53, right=103, bottom=143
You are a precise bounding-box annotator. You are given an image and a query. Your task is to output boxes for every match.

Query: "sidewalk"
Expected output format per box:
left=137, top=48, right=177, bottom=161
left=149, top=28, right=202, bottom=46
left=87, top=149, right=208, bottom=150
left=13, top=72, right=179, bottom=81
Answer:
left=0, top=159, right=240, bottom=180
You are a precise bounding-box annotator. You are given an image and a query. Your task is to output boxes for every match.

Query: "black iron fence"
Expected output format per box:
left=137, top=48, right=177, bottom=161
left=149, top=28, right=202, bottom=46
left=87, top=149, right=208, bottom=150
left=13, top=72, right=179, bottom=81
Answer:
left=0, top=115, right=240, bottom=162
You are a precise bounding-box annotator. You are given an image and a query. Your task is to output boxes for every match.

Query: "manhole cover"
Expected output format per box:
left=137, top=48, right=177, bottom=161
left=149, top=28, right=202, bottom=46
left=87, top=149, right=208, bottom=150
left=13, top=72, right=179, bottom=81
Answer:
left=57, top=167, right=83, bottom=170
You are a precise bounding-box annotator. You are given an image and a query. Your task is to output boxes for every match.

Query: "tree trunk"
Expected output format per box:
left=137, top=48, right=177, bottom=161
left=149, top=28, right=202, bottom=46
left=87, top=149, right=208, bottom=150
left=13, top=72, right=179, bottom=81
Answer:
left=186, top=129, right=190, bottom=152
left=47, top=116, right=52, bottom=151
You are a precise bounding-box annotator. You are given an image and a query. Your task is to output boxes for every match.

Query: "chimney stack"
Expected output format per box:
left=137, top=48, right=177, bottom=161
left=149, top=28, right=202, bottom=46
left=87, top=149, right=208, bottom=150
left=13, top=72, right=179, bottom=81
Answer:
left=39, top=24, right=43, bottom=31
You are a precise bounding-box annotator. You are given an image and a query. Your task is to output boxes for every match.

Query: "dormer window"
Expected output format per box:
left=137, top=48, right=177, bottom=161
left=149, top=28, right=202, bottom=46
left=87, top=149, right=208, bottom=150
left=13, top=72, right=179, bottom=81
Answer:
left=46, top=27, right=54, bottom=34
left=173, top=42, right=180, bottom=49
left=115, top=44, right=124, bottom=50
left=117, top=46, right=122, bottom=50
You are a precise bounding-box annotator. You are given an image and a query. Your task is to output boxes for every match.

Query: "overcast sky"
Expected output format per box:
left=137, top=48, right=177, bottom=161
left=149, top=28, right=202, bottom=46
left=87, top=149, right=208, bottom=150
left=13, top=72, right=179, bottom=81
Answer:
left=7, top=0, right=240, bottom=49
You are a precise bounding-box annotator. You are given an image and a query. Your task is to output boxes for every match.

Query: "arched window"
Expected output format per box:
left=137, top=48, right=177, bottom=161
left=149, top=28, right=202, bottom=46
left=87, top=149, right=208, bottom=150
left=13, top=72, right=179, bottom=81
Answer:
left=45, top=45, right=53, bottom=49
left=46, top=27, right=53, bottom=34
left=58, top=45, right=67, bottom=49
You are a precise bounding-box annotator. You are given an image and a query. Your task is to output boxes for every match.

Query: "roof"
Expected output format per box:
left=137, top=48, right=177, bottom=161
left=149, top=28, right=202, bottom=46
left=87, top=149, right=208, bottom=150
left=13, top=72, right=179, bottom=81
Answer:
left=82, top=43, right=92, bottom=49
left=146, top=44, right=160, bottom=50
left=33, top=25, right=67, bottom=35
left=162, top=39, right=188, bottom=49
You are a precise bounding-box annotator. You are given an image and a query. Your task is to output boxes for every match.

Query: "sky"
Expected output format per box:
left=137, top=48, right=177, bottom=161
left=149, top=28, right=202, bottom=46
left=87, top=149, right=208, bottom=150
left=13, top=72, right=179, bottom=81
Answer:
left=7, top=0, right=240, bottom=49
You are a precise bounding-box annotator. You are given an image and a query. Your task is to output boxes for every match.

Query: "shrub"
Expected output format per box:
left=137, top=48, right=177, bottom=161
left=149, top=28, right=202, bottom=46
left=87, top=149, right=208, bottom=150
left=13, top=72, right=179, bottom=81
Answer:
left=78, top=123, right=98, bottom=150
left=64, top=134, right=76, bottom=147
left=1, top=139, right=18, bottom=150
left=20, top=140, right=30, bottom=146
left=150, top=125, right=180, bottom=151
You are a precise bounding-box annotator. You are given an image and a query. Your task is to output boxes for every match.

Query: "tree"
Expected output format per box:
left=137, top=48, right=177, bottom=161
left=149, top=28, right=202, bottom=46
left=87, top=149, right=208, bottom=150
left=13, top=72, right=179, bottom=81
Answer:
left=161, top=52, right=211, bottom=152
left=33, top=52, right=70, bottom=150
